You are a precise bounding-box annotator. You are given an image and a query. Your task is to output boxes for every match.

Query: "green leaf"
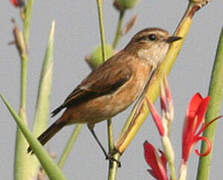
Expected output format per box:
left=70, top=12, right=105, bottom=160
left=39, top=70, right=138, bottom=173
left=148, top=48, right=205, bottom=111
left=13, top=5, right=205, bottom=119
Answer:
left=31, top=20, right=56, bottom=178
left=33, top=20, right=55, bottom=139
left=0, top=94, right=67, bottom=180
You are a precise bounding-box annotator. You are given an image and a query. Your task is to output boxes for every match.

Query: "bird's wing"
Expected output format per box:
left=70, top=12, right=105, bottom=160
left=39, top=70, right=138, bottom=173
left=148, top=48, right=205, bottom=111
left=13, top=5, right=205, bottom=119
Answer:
left=51, top=52, right=133, bottom=117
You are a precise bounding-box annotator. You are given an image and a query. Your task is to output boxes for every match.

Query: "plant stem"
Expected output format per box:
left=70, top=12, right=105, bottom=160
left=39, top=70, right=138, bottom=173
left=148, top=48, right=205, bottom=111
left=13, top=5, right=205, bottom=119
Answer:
left=14, top=0, right=34, bottom=179
left=107, top=154, right=121, bottom=180
left=96, top=1, right=118, bottom=179
left=20, top=55, right=28, bottom=108
left=179, top=163, right=188, bottom=180
left=23, top=0, right=34, bottom=45
left=14, top=55, right=31, bottom=180
left=112, top=11, right=125, bottom=49
left=96, top=0, right=107, bottom=61
left=196, top=28, right=223, bottom=180
left=162, top=136, right=176, bottom=180
left=107, top=119, right=114, bottom=151
left=169, top=160, right=177, bottom=180
left=96, top=0, right=113, bottom=150
left=58, top=124, right=83, bottom=168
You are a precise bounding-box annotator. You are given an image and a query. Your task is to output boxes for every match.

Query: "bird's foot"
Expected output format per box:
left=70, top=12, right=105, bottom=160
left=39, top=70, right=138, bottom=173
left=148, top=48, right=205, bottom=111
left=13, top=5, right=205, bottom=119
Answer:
left=106, top=148, right=121, bottom=167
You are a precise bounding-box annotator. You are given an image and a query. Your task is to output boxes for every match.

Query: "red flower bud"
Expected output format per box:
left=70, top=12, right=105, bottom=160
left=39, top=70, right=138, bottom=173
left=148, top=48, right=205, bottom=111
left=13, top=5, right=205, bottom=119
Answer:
left=144, top=141, right=168, bottom=180
left=10, top=0, right=25, bottom=8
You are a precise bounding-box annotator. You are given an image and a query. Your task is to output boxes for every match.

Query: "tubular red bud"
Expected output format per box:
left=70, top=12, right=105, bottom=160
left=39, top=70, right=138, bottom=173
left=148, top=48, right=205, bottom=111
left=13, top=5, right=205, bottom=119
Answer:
left=144, top=141, right=168, bottom=180
left=146, top=98, right=165, bottom=137
left=10, top=0, right=25, bottom=8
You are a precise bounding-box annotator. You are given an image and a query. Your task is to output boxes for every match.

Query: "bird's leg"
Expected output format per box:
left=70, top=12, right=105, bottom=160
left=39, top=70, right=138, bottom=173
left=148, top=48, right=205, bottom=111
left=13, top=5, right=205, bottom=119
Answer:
left=87, top=125, right=121, bottom=167
left=87, top=125, right=107, bottom=157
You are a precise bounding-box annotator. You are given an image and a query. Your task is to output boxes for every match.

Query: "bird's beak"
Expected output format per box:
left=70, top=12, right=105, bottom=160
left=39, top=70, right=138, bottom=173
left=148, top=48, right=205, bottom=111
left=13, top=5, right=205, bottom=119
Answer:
left=166, top=36, right=182, bottom=43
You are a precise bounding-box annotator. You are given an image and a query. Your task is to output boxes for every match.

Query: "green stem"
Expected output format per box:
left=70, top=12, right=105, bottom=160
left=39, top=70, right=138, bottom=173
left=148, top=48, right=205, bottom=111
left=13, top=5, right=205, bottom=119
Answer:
left=107, top=154, right=121, bottom=180
left=20, top=55, right=28, bottom=108
left=14, top=0, right=34, bottom=179
left=23, top=0, right=34, bottom=45
left=14, top=51, right=31, bottom=180
left=58, top=124, right=83, bottom=169
left=107, top=119, right=114, bottom=151
left=96, top=0, right=107, bottom=61
left=197, top=28, right=223, bottom=180
left=112, top=11, right=125, bottom=49
left=96, top=1, right=118, bottom=179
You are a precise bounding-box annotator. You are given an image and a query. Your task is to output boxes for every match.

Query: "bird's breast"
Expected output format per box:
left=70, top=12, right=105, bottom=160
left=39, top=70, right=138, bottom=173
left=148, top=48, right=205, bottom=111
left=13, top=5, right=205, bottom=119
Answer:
left=102, top=60, right=153, bottom=118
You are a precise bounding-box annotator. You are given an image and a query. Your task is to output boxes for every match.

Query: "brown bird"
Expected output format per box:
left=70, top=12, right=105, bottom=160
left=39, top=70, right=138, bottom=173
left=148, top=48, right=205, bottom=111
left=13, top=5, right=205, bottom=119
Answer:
left=28, top=27, right=181, bottom=162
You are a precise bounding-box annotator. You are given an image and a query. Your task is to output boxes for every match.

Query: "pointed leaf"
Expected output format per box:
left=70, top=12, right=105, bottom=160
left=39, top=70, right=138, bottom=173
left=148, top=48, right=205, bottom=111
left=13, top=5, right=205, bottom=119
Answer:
left=0, top=94, right=67, bottom=180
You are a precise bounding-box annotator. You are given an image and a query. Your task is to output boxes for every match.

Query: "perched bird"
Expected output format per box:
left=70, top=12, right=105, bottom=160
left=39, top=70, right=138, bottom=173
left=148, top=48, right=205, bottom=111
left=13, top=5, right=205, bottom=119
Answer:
left=28, top=27, right=181, bottom=161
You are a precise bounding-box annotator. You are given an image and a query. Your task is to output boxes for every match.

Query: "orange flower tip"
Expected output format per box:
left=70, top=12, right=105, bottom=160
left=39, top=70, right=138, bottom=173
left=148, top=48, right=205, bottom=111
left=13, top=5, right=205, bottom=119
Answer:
left=10, top=0, right=24, bottom=8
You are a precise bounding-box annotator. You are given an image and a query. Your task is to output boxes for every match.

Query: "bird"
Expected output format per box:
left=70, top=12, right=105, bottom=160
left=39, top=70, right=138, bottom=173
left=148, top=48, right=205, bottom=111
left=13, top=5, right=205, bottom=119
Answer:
left=28, top=27, right=181, bottom=162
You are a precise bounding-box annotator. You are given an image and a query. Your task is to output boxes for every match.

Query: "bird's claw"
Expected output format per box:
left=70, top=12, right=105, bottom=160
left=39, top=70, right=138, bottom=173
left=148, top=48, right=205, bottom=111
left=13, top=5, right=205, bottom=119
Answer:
left=105, top=148, right=121, bottom=167
left=106, top=154, right=121, bottom=168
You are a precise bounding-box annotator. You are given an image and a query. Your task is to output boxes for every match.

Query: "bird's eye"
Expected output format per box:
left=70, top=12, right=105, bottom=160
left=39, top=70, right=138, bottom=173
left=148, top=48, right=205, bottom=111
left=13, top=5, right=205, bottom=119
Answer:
left=148, top=34, right=157, bottom=41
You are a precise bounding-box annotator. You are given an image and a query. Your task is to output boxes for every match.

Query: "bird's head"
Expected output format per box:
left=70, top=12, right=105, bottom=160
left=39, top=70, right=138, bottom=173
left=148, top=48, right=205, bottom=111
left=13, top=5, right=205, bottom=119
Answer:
left=125, top=28, right=181, bottom=66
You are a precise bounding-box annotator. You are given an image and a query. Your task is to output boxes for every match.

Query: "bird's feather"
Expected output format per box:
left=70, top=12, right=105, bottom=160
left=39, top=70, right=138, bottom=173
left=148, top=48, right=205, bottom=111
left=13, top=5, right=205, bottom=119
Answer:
left=51, top=51, right=133, bottom=117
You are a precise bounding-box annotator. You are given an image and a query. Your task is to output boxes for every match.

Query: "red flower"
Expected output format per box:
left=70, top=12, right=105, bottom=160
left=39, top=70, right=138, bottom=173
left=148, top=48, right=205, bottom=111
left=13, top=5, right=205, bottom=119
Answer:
left=182, top=93, right=213, bottom=162
left=144, top=141, right=168, bottom=180
left=10, top=0, right=24, bottom=8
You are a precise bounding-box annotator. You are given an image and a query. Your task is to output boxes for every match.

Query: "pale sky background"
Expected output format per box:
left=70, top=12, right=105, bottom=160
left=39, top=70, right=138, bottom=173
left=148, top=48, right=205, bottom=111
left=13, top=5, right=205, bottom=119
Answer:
left=1, top=0, right=223, bottom=179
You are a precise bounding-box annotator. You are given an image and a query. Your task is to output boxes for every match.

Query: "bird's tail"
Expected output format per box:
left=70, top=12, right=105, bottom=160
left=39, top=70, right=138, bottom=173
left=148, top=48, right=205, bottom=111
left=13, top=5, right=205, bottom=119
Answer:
left=27, top=120, right=66, bottom=153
